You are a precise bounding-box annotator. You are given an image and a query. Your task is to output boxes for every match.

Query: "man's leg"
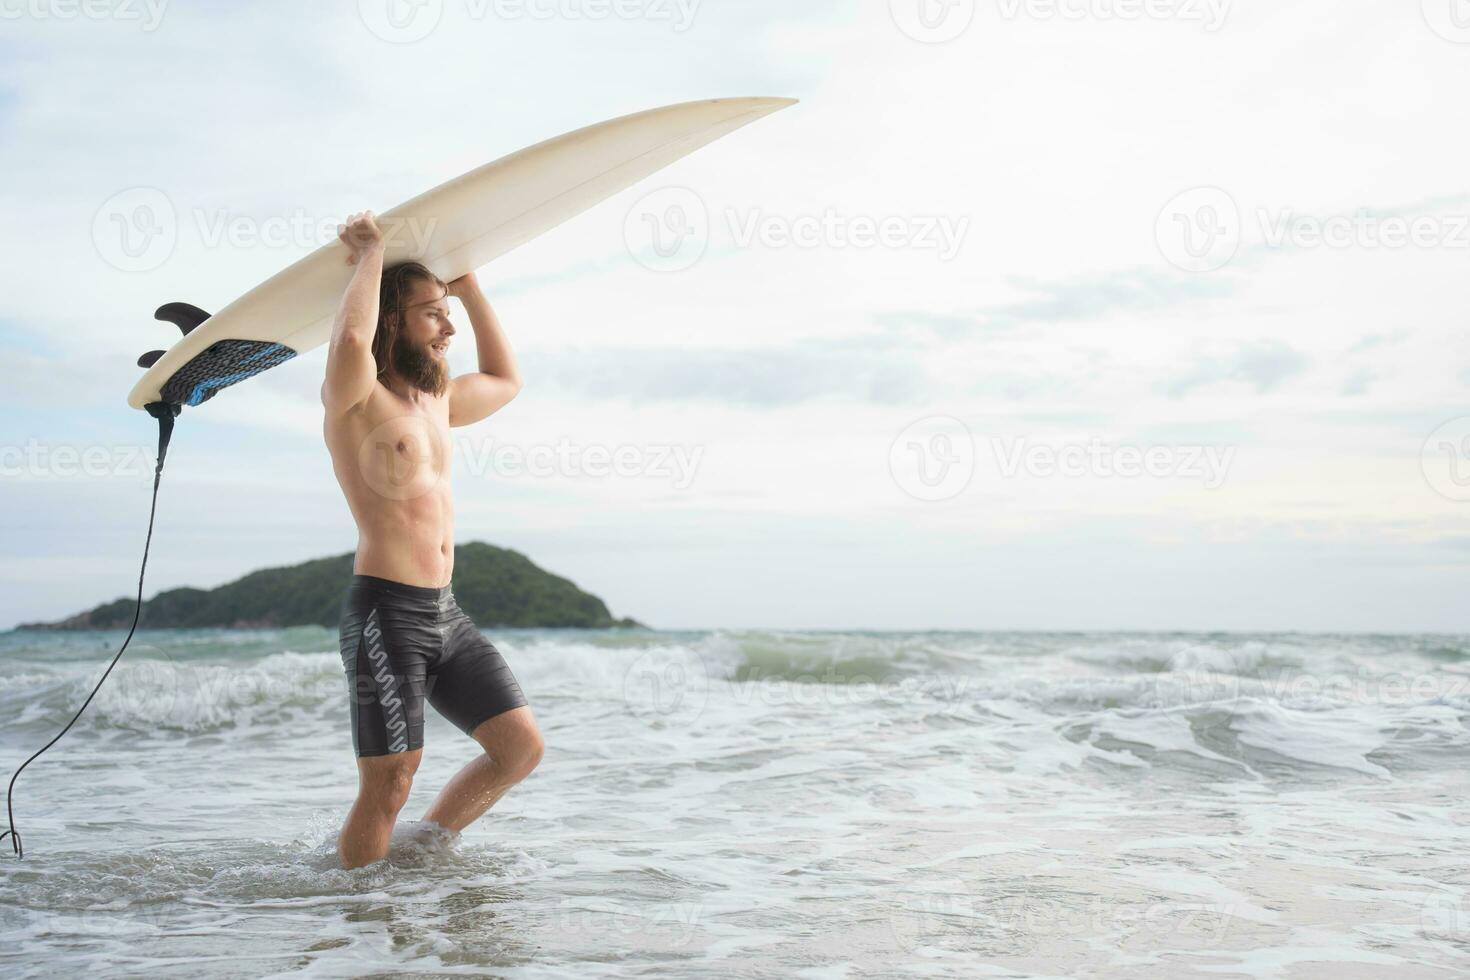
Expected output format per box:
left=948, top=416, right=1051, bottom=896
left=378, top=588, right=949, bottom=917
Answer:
left=339, top=748, right=423, bottom=868
left=421, top=705, right=543, bottom=833
left=422, top=611, right=541, bottom=833
left=338, top=579, right=435, bottom=869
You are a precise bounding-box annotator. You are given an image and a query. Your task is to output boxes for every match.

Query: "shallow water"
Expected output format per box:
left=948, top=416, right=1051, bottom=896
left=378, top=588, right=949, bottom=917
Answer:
left=1, top=627, right=1467, bottom=977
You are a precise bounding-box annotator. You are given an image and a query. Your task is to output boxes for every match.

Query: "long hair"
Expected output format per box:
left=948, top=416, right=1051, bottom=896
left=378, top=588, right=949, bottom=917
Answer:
left=372, top=261, right=447, bottom=379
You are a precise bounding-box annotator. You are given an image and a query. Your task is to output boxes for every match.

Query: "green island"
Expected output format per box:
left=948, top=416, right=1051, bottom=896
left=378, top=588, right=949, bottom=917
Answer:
left=19, top=542, right=644, bottom=631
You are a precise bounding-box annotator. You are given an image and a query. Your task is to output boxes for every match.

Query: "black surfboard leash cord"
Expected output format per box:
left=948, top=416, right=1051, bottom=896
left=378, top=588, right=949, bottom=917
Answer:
left=1, top=401, right=180, bottom=859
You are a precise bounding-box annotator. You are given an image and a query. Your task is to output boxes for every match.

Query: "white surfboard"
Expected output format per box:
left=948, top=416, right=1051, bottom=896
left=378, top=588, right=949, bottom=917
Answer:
left=128, top=96, right=796, bottom=411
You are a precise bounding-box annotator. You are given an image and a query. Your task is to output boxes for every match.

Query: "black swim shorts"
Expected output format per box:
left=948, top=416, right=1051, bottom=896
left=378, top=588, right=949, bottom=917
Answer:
left=338, top=574, right=529, bottom=757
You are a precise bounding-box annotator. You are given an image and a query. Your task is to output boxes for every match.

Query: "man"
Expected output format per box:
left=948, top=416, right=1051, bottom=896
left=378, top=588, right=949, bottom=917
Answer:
left=323, top=210, right=543, bottom=870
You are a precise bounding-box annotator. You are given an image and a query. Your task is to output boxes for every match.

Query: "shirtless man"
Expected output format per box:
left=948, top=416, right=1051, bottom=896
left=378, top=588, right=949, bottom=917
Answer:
left=323, top=211, right=544, bottom=870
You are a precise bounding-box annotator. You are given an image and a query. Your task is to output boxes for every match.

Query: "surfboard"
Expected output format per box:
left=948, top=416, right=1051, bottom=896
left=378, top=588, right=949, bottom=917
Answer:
left=127, top=96, right=797, bottom=411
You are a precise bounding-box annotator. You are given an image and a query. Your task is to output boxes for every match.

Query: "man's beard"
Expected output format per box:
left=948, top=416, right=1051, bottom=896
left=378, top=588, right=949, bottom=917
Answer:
left=390, top=335, right=449, bottom=396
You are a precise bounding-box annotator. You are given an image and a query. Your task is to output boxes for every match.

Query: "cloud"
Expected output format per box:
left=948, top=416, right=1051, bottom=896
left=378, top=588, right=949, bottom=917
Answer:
left=876, top=269, right=1238, bottom=342
left=1340, top=367, right=1375, bottom=397
left=1349, top=330, right=1412, bottom=354
left=1163, top=340, right=1310, bottom=398
left=523, top=338, right=931, bottom=407
left=984, top=270, right=1239, bottom=329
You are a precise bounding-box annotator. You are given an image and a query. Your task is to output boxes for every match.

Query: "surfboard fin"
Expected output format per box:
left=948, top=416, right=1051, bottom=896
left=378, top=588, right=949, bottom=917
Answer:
left=155, top=302, right=212, bottom=336
left=138, top=302, right=214, bottom=370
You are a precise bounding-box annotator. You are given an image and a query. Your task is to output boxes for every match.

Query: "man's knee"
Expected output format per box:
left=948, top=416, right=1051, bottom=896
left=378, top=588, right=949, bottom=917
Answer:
left=476, top=711, right=544, bottom=779
left=515, top=729, right=545, bottom=779
left=358, top=754, right=420, bottom=811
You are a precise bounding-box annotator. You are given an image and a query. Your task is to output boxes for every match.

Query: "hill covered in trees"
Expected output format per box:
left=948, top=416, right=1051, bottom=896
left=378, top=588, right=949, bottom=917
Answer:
left=19, top=542, right=642, bottom=631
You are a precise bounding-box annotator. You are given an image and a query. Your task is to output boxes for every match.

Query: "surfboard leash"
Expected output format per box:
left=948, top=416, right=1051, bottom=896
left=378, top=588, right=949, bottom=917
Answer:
left=1, top=400, right=181, bottom=859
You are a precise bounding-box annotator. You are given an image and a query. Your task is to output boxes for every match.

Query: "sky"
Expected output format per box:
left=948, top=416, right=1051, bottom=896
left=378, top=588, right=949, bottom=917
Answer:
left=1, top=0, right=1468, bottom=632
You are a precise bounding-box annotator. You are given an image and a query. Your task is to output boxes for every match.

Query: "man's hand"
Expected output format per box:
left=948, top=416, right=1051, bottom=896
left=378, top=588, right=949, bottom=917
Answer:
left=446, top=271, right=481, bottom=300
left=338, top=211, right=384, bottom=265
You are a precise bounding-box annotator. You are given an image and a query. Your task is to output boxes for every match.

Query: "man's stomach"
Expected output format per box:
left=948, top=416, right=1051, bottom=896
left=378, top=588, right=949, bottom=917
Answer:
left=349, top=505, right=456, bottom=589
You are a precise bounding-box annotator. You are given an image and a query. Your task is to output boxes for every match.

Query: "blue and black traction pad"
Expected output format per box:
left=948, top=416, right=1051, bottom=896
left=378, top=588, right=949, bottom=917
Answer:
left=158, top=339, right=297, bottom=407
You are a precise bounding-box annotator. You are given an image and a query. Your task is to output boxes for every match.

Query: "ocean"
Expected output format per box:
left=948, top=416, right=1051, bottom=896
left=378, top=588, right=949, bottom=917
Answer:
left=0, top=627, right=1467, bottom=978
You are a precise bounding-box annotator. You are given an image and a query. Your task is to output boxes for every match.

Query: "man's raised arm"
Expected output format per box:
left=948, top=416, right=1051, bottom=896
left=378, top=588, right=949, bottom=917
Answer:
left=447, top=271, right=522, bottom=428
left=321, top=211, right=385, bottom=416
